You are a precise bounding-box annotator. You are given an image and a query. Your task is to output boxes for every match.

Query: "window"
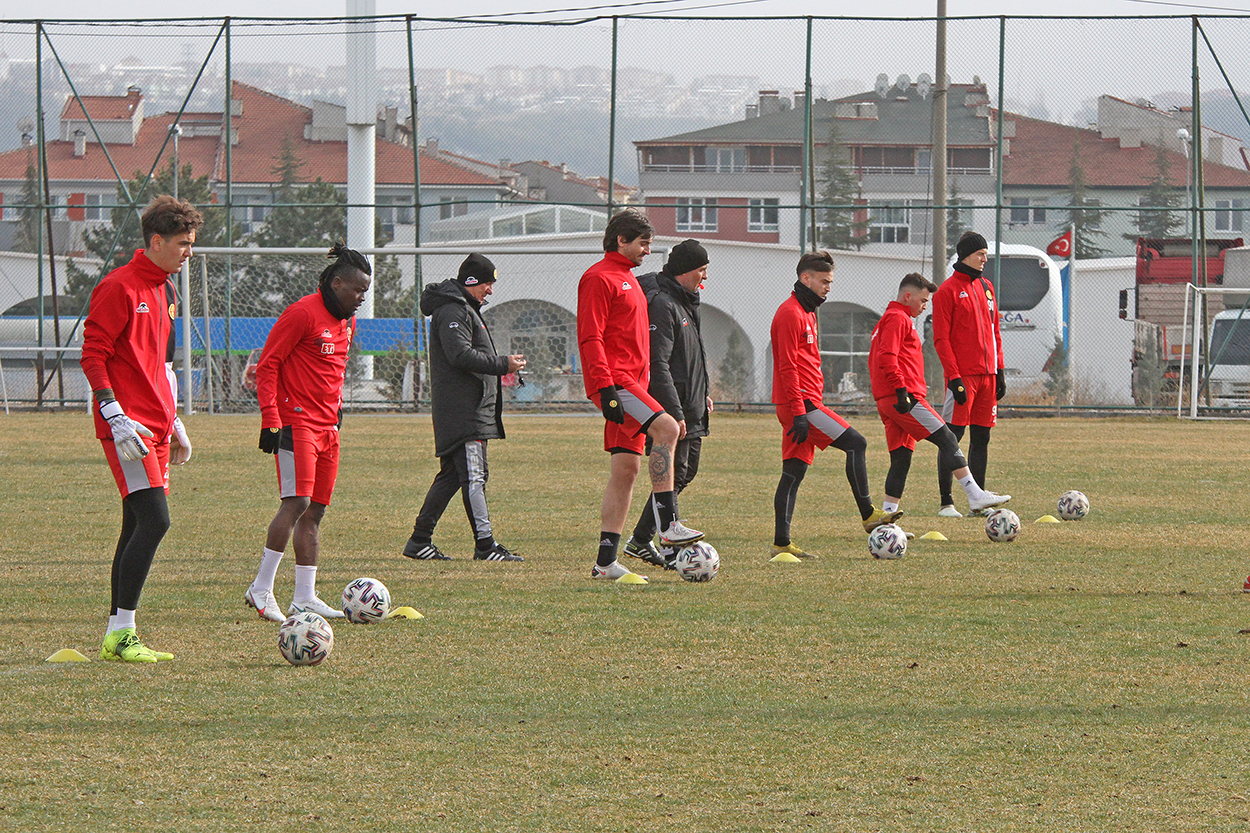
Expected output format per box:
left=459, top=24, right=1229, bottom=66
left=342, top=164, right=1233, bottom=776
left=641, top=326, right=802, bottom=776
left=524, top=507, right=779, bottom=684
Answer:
left=232, top=196, right=268, bottom=235
left=1215, top=199, right=1245, bottom=232
left=982, top=256, right=1052, bottom=312
left=85, top=194, right=103, bottom=221
left=867, top=201, right=909, bottom=244
left=704, top=147, right=745, bottom=173
left=1008, top=198, right=1047, bottom=226
left=676, top=198, right=718, bottom=232
left=439, top=197, right=469, bottom=220
left=748, top=199, right=779, bottom=233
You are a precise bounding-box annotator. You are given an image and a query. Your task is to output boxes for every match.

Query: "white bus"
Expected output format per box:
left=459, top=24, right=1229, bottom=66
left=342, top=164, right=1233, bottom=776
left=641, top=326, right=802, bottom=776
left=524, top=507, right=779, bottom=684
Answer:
left=977, top=243, right=1066, bottom=387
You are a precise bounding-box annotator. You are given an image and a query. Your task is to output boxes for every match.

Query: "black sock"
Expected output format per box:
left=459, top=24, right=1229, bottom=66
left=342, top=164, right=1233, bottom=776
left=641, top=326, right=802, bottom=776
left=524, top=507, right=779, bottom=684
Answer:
left=475, top=536, right=495, bottom=553
left=597, top=532, right=622, bottom=567
left=653, top=490, right=677, bottom=532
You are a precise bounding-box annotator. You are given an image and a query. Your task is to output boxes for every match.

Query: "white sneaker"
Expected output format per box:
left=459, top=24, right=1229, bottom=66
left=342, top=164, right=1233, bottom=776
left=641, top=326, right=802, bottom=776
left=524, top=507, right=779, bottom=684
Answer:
left=245, top=585, right=285, bottom=623
left=288, top=595, right=346, bottom=619
left=937, top=505, right=963, bottom=518
left=591, top=560, right=646, bottom=581
left=968, top=492, right=1012, bottom=514
left=659, top=519, right=704, bottom=547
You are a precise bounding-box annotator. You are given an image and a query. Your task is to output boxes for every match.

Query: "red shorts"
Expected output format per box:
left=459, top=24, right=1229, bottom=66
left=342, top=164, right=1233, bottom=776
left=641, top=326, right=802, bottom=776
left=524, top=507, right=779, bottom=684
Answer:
left=776, top=402, right=849, bottom=465
left=102, top=438, right=170, bottom=497
left=942, top=373, right=997, bottom=427
left=276, top=424, right=341, bottom=506
left=596, top=382, right=664, bottom=455
left=876, top=396, right=946, bottom=452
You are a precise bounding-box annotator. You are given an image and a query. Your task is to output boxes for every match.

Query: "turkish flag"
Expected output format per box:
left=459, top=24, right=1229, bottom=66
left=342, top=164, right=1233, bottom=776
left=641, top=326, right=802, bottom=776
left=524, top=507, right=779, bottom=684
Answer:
left=1047, top=230, right=1072, bottom=258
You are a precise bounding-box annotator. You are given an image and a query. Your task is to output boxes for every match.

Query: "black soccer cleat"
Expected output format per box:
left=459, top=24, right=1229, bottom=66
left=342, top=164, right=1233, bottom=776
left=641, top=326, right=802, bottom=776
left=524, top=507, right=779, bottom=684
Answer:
left=404, top=539, right=452, bottom=561
left=474, top=542, right=524, bottom=562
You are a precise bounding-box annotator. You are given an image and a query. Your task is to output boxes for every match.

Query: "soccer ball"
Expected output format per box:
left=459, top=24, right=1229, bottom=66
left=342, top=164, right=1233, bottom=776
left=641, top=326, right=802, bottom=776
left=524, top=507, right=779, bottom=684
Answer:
left=985, top=508, right=1021, bottom=542
left=277, top=611, right=335, bottom=666
left=675, top=541, right=719, bottom=582
left=342, top=576, right=391, bottom=624
left=1057, top=490, right=1090, bottom=521
left=868, top=523, right=908, bottom=559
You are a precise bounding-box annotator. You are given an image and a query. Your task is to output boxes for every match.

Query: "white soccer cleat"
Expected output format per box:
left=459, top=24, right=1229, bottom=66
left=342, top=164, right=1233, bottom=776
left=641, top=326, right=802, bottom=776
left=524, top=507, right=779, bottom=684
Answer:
left=968, top=492, right=1012, bottom=514
left=658, top=519, right=703, bottom=547
left=244, top=585, right=286, bottom=623
left=937, top=505, right=964, bottom=518
left=591, top=560, right=646, bottom=581
left=288, top=595, right=346, bottom=619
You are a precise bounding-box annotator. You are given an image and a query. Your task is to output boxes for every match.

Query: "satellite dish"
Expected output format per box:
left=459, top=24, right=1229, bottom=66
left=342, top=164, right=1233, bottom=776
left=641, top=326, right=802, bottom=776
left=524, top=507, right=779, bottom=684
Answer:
left=875, top=73, right=890, bottom=98
left=895, top=73, right=911, bottom=92
left=15, top=117, right=34, bottom=133
left=916, top=73, right=932, bottom=99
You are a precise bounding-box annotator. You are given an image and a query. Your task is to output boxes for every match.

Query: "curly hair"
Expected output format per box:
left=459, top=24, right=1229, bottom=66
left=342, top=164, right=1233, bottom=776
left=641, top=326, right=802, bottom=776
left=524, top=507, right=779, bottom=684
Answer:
left=140, top=195, right=203, bottom=246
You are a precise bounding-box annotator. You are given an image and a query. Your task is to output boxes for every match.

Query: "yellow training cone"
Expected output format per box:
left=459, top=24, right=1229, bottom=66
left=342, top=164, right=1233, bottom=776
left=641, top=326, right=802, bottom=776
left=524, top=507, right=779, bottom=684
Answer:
left=769, top=552, right=802, bottom=563
left=387, top=606, right=425, bottom=620
left=1035, top=515, right=1061, bottom=523
left=46, top=648, right=91, bottom=663
left=918, top=531, right=948, bottom=541
left=615, top=573, right=648, bottom=585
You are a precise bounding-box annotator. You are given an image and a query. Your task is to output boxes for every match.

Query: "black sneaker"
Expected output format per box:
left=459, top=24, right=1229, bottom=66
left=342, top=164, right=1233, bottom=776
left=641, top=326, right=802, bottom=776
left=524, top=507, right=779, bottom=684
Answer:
left=624, top=537, right=667, bottom=568
left=404, top=540, right=451, bottom=561
left=474, top=542, right=524, bottom=562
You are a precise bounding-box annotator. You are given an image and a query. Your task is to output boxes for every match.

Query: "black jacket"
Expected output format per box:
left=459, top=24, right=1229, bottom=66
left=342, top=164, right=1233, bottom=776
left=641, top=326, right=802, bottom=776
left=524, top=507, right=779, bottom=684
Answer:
left=420, top=279, right=510, bottom=457
left=639, top=270, right=710, bottom=439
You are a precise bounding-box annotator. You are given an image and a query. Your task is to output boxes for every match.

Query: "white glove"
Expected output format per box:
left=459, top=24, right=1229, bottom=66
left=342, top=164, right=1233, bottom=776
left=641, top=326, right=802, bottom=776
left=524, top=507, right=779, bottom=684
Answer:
left=99, top=400, right=154, bottom=462
left=170, top=416, right=192, bottom=465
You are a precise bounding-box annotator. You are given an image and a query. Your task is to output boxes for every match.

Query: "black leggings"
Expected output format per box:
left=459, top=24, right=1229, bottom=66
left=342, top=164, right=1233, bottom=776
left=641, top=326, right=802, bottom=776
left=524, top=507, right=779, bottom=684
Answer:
left=111, top=487, right=170, bottom=613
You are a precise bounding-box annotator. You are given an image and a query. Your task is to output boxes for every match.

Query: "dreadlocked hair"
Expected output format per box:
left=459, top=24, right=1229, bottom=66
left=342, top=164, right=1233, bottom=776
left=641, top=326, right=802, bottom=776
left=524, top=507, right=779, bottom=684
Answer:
left=318, top=241, right=372, bottom=291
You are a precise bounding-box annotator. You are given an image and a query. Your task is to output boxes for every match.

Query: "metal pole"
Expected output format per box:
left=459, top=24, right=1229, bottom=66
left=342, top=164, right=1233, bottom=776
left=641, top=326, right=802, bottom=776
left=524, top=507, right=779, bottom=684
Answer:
left=805, top=18, right=816, bottom=247
left=932, top=0, right=948, bottom=282
left=406, top=15, right=425, bottom=411
left=992, top=16, right=1006, bottom=290
left=35, top=23, right=46, bottom=405
left=799, top=17, right=812, bottom=251
left=172, top=123, right=181, bottom=199
left=224, top=19, right=233, bottom=400
left=201, top=256, right=214, bottom=414
left=607, top=17, right=618, bottom=216
left=180, top=260, right=193, bottom=413
left=1192, top=16, right=1211, bottom=407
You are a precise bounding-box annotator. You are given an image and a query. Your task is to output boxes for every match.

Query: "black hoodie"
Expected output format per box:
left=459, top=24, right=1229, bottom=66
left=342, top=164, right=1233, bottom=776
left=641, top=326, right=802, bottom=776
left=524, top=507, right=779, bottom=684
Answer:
left=637, top=269, right=710, bottom=438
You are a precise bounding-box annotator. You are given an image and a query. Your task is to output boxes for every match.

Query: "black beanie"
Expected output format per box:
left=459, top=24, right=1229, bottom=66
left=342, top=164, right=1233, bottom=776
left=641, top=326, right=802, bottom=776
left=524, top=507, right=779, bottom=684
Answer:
left=956, top=232, right=988, bottom=262
left=665, top=239, right=709, bottom=276
left=458, top=253, right=498, bottom=286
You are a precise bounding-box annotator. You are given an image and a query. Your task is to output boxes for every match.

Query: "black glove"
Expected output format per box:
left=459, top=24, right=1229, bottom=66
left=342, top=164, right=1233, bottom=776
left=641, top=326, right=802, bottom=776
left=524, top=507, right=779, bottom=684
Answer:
left=259, top=427, right=281, bottom=454
left=787, top=413, right=810, bottom=444
left=599, top=386, right=625, bottom=424
left=894, top=387, right=916, bottom=414
left=996, top=368, right=1007, bottom=401
left=947, top=378, right=967, bottom=406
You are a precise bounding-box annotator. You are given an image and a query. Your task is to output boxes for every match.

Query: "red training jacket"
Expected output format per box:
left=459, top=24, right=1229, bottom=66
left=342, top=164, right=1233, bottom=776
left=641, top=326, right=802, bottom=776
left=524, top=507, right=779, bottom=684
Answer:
left=770, top=292, right=824, bottom=419
left=869, top=300, right=927, bottom=400
left=931, top=267, right=1004, bottom=380
left=255, top=293, right=355, bottom=430
left=82, top=249, right=177, bottom=441
left=577, top=251, right=649, bottom=398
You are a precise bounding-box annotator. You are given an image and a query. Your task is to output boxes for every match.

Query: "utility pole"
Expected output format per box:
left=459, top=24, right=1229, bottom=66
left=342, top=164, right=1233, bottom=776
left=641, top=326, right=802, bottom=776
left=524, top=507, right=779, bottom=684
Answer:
left=932, top=0, right=948, bottom=283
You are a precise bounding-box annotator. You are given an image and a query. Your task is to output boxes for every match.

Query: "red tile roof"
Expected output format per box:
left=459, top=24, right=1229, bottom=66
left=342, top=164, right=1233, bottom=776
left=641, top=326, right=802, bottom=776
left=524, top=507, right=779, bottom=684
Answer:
left=61, top=89, right=141, bottom=121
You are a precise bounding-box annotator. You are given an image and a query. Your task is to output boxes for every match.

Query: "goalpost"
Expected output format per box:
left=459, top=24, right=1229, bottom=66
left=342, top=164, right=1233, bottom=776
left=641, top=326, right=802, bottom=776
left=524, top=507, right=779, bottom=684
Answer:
left=1178, top=283, right=1250, bottom=419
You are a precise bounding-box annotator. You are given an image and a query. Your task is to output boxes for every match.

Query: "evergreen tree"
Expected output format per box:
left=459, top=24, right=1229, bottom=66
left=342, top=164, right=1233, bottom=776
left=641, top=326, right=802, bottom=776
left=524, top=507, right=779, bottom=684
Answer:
left=945, top=179, right=969, bottom=261
left=1042, top=334, right=1072, bottom=408
left=1126, top=142, right=1183, bottom=241
left=717, top=328, right=752, bottom=402
left=818, top=117, right=868, bottom=250
left=1059, top=141, right=1110, bottom=259
left=12, top=154, right=41, bottom=254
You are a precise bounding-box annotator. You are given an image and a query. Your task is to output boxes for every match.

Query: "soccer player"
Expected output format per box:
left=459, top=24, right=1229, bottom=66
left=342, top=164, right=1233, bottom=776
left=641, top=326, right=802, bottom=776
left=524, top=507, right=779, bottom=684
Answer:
left=868, top=272, right=1011, bottom=519
left=770, top=250, right=898, bottom=559
left=577, top=209, right=703, bottom=581
left=82, top=194, right=201, bottom=662
left=933, top=231, right=1008, bottom=517
left=402, top=253, right=527, bottom=562
left=623, top=239, right=713, bottom=571
left=244, top=242, right=371, bottom=622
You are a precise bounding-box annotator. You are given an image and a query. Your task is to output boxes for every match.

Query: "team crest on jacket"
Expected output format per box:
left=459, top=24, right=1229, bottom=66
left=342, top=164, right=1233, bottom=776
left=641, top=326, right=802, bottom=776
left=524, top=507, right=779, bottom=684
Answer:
left=622, top=281, right=632, bottom=290
left=985, top=289, right=993, bottom=300
left=136, top=302, right=150, bottom=313
left=168, top=303, right=176, bottom=320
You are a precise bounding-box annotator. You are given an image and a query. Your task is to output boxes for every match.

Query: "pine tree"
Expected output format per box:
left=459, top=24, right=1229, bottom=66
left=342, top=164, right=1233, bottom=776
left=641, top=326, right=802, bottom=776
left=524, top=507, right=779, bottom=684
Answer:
left=717, top=328, right=752, bottom=403
left=818, top=117, right=868, bottom=250
left=1059, top=141, right=1110, bottom=259
left=12, top=154, right=41, bottom=254
left=1126, top=142, right=1183, bottom=241
left=945, top=179, right=969, bottom=261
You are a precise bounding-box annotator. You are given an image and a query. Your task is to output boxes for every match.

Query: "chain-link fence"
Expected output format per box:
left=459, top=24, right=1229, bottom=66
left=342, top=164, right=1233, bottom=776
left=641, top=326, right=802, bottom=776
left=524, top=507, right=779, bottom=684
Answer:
left=3, top=13, right=1250, bottom=414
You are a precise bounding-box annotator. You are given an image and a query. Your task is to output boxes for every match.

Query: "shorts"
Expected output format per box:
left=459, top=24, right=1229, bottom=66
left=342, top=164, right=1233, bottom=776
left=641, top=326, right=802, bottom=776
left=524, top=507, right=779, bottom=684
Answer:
left=942, top=373, right=997, bottom=428
left=276, top=424, right=341, bottom=506
left=776, top=401, right=849, bottom=465
left=876, top=396, right=946, bottom=452
left=102, top=438, right=170, bottom=497
left=598, top=382, right=664, bottom=455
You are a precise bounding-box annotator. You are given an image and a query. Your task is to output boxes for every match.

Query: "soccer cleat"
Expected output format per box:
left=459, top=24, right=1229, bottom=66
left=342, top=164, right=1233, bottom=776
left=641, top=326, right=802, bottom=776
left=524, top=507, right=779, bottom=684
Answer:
left=624, top=538, right=668, bottom=568
left=245, top=585, right=286, bottom=623
left=474, top=542, right=524, bottom=562
left=771, top=542, right=818, bottom=559
left=862, top=507, right=905, bottom=533
left=403, top=539, right=452, bottom=561
left=288, top=595, right=346, bottom=619
left=591, top=560, right=646, bottom=581
left=100, top=627, right=157, bottom=663
left=658, top=519, right=703, bottom=547
left=1244, top=575, right=1250, bottom=592
left=968, top=492, right=1012, bottom=514
left=937, top=505, right=964, bottom=518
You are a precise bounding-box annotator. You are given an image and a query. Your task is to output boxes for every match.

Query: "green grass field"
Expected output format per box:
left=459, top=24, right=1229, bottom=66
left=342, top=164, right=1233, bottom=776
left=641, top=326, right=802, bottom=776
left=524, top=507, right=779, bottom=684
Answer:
left=3, top=412, right=1250, bottom=832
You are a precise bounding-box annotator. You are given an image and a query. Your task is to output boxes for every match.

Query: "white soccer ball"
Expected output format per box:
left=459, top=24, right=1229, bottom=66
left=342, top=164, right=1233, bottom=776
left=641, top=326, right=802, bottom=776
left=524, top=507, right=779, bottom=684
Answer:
left=868, top=523, right=908, bottom=559
left=278, top=611, right=335, bottom=666
left=342, top=577, right=391, bottom=624
left=985, top=508, right=1021, bottom=542
left=675, top=541, right=719, bottom=582
left=1057, top=490, right=1090, bottom=521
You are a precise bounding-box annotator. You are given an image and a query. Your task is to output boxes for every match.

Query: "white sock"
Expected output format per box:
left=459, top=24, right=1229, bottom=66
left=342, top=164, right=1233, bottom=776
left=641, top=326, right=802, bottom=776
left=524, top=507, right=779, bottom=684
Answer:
left=959, top=474, right=985, bottom=501
left=882, top=501, right=899, bottom=513
left=106, top=614, right=118, bottom=634
left=115, top=608, right=136, bottom=631
left=253, top=547, right=285, bottom=593
left=293, top=564, right=317, bottom=603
